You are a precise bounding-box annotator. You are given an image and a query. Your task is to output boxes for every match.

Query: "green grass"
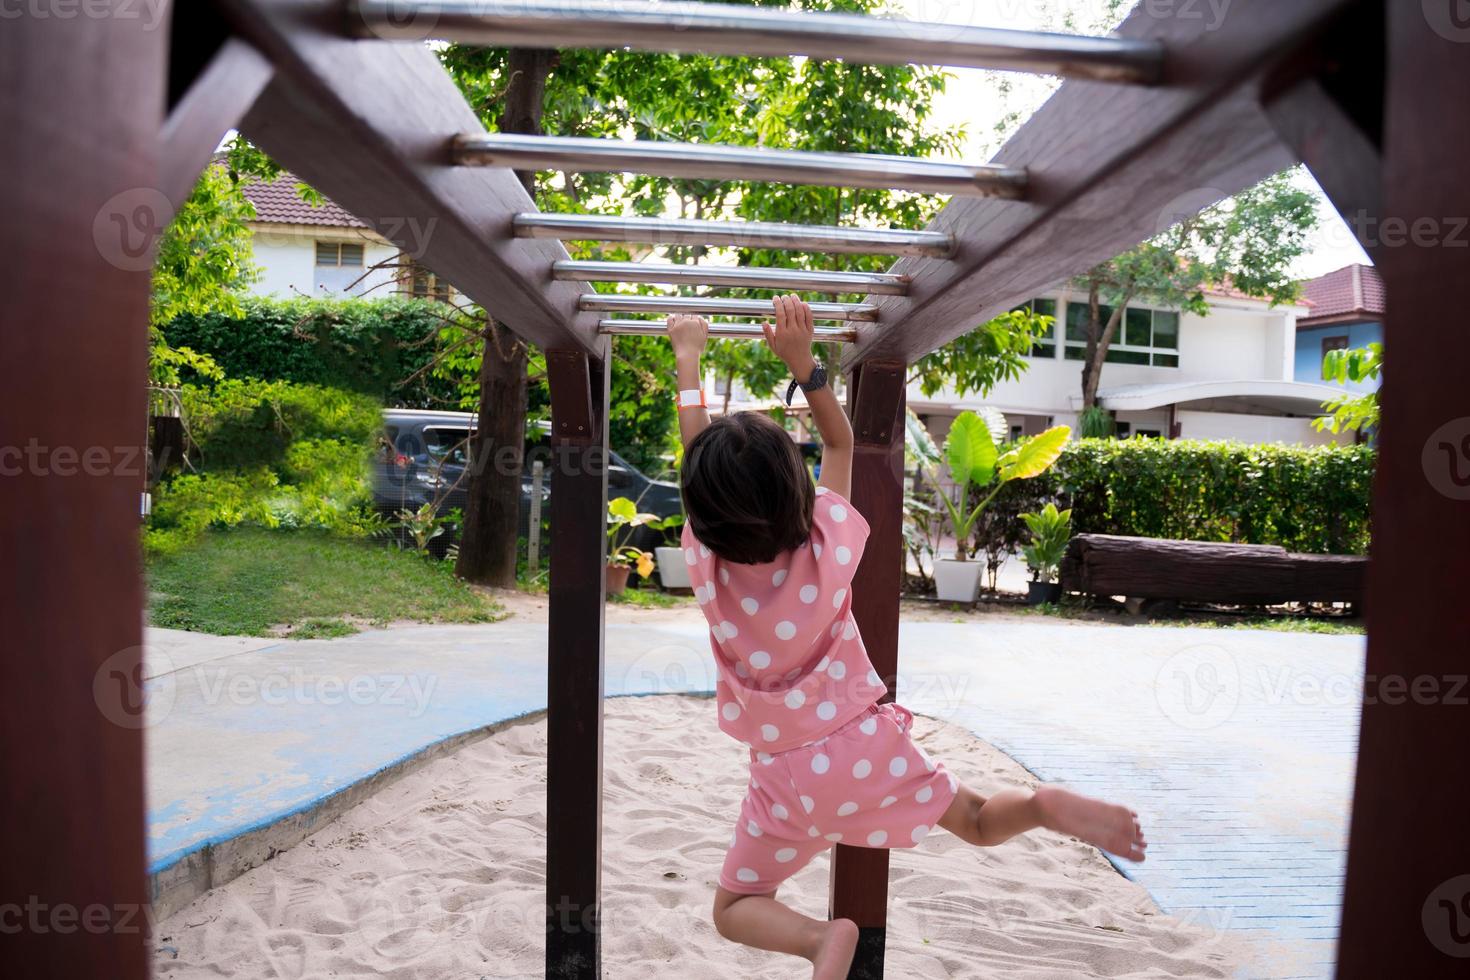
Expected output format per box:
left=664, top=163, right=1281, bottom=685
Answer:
left=1148, top=616, right=1364, bottom=636
left=147, top=527, right=505, bottom=636
left=610, top=584, right=687, bottom=608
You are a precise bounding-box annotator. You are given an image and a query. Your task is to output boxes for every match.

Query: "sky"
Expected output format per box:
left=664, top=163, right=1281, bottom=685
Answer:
left=890, top=0, right=1372, bottom=280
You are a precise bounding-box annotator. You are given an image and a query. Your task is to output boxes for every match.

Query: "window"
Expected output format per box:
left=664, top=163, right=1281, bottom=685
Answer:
left=423, top=427, right=473, bottom=467
left=315, top=241, right=364, bottom=267
left=1323, top=335, right=1350, bottom=359
left=406, top=258, right=451, bottom=303
left=1018, top=298, right=1058, bottom=358
left=1064, top=304, right=1180, bottom=367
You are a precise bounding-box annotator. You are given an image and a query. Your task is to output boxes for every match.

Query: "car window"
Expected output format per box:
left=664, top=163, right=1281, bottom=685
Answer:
left=424, top=427, right=474, bottom=467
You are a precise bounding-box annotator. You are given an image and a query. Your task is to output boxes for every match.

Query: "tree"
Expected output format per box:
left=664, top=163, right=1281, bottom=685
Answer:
left=437, top=0, right=1045, bottom=581
left=149, top=165, right=258, bottom=385
left=1071, top=172, right=1318, bottom=409
left=1314, top=343, right=1382, bottom=434
left=453, top=49, right=557, bottom=587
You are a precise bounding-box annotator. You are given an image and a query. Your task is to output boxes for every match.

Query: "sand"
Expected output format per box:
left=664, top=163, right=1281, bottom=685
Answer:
left=153, top=695, right=1243, bottom=978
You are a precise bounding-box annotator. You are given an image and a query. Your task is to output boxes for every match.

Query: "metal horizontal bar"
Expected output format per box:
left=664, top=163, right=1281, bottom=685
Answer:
left=598, top=319, right=858, bottom=343
left=516, top=213, right=953, bottom=258
left=454, top=134, right=1027, bottom=198
left=351, top=0, right=1164, bottom=84
left=552, top=260, right=909, bottom=295
left=580, top=294, right=878, bottom=322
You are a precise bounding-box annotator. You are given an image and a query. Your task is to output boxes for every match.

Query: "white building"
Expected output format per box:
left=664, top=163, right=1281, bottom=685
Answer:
left=909, top=287, right=1351, bottom=446
left=241, top=172, right=455, bottom=302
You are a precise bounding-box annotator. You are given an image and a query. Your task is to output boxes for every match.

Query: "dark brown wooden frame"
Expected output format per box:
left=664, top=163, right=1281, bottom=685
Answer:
left=9, top=0, right=1469, bottom=976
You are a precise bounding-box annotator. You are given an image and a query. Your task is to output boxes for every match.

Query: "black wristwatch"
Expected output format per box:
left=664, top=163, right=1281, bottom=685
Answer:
left=785, top=364, right=828, bottom=406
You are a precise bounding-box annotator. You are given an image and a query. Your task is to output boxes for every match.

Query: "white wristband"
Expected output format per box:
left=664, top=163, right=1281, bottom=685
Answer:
left=678, top=389, right=706, bottom=408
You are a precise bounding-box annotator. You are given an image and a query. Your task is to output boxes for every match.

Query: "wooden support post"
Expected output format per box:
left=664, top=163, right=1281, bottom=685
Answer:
left=0, top=7, right=160, bottom=979
left=544, top=347, right=611, bottom=978
left=1336, top=6, right=1470, bottom=977
left=830, top=361, right=907, bottom=979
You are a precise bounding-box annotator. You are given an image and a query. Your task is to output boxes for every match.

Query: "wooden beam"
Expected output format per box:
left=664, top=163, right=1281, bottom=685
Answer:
left=215, top=0, right=603, bottom=354
left=544, top=346, right=611, bottom=977
left=1336, top=4, right=1470, bottom=976
left=845, top=0, right=1359, bottom=369
left=0, top=6, right=158, bottom=978
left=160, top=37, right=274, bottom=207
left=830, top=361, right=907, bottom=979
left=1261, top=1, right=1385, bottom=265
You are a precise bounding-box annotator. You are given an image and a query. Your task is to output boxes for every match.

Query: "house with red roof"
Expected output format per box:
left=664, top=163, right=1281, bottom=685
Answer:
left=1293, top=264, right=1384, bottom=394
left=240, top=172, right=454, bottom=302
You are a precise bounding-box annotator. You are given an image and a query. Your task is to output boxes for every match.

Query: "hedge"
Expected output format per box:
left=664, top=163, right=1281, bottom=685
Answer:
left=1039, top=438, right=1374, bottom=555
left=146, top=379, right=384, bottom=556
left=162, top=296, right=461, bottom=407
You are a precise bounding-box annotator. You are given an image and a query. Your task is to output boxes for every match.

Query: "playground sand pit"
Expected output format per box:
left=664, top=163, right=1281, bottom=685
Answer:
left=153, top=695, right=1243, bottom=978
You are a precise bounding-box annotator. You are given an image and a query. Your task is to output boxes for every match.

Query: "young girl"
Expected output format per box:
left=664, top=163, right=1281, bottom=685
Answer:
left=669, top=297, right=1147, bottom=978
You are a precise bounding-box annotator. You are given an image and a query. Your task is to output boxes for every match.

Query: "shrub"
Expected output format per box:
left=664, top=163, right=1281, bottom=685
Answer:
left=146, top=379, right=384, bottom=556
left=1038, top=438, right=1374, bottom=555
left=161, top=296, right=463, bottom=407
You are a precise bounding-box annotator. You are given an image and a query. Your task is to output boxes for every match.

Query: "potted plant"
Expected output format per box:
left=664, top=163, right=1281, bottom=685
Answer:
left=913, top=410, right=1070, bottom=604
left=1020, top=502, right=1072, bottom=605
left=606, top=496, right=656, bottom=595
left=650, top=513, right=692, bottom=589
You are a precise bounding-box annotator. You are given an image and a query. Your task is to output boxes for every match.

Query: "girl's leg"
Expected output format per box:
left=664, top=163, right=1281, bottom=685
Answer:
left=938, top=782, right=1147, bottom=861
left=712, top=886, right=858, bottom=980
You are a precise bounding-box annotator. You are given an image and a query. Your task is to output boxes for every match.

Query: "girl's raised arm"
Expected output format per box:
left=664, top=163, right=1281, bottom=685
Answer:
left=763, top=296, right=853, bottom=500
left=670, top=314, right=711, bottom=450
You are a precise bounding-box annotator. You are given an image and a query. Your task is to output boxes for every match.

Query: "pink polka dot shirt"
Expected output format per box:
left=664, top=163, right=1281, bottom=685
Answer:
left=682, top=487, right=888, bottom=753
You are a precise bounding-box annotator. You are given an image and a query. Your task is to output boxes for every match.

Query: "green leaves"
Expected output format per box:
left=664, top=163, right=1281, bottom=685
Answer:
left=998, top=426, right=1070, bottom=482
left=921, top=413, right=1072, bottom=553
left=1314, top=342, right=1382, bottom=435
left=944, top=411, right=999, bottom=489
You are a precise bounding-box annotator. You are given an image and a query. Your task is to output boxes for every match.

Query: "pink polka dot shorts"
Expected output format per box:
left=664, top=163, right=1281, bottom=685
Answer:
left=719, top=701, right=959, bottom=895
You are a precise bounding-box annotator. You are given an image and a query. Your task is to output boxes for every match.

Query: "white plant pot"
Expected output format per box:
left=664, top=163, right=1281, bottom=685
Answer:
left=655, top=546, right=692, bottom=589
left=933, top=558, right=983, bottom=603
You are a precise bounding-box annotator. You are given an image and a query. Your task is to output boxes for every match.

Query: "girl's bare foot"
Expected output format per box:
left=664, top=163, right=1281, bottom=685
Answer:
left=1035, top=785, right=1148, bottom=862
left=810, top=918, right=858, bottom=980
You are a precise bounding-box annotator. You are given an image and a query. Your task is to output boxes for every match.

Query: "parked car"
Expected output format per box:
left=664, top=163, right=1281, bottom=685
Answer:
left=373, top=409, right=682, bottom=557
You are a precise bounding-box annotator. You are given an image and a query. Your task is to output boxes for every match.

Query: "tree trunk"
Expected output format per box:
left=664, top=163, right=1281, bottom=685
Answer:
left=454, top=48, right=555, bottom=587
left=456, top=321, right=527, bottom=585
left=1079, top=283, right=1131, bottom=409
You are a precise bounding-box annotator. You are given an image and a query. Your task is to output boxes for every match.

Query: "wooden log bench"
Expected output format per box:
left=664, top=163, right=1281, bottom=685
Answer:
left=1060, top=534, right=1367, bottom=607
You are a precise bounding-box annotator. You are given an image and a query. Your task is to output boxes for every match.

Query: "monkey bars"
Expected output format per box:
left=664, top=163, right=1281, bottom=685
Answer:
left=553, top=260, right=910, bottom=296
left=597, top=318, right=858, bottom=343
left=453, top=133, right=1028, bottom=197
left=516, top=212, right=954, bottom=257
left=350, top=0, right=1165, bottom=82
left=579, top=293, right=878, bottom=321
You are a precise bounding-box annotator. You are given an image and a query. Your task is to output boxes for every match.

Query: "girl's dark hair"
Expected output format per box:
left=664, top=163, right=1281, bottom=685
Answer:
left=681, top=411, right=814, bottom=565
